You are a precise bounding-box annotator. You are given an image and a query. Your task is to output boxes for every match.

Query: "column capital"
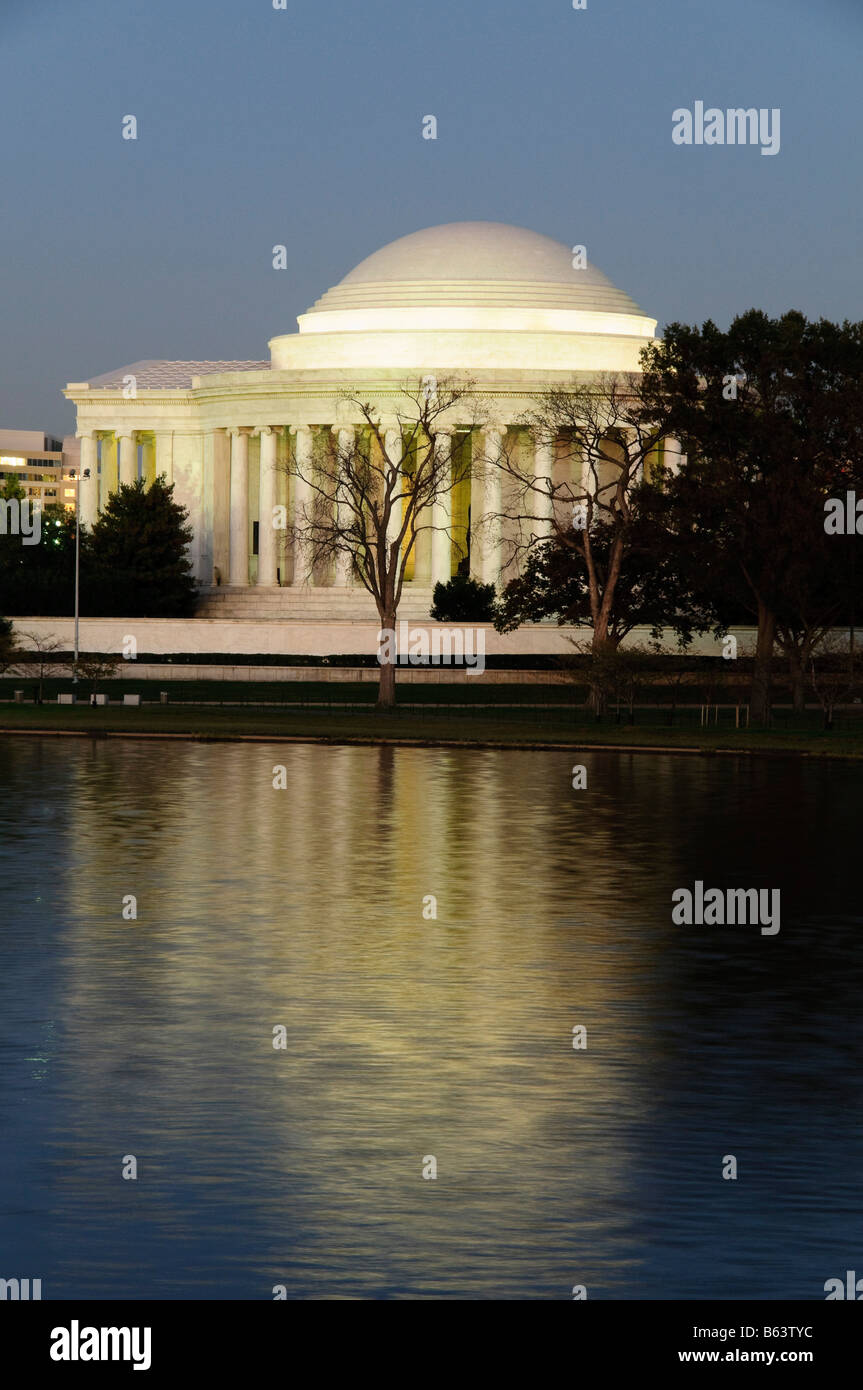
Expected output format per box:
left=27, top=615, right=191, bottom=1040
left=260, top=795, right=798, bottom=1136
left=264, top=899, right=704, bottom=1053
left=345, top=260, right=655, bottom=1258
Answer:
left=289, top=423, right=314, bottom=436
left=115, top=429, right=137, bottom=441
left=434, top=430, right=454, bottom=461
left=226, top=425, right=253, bottom=438
left=331, top=422, right=355, bottom=436
left=530, top=424, right=556, bottom=444
left=75, top=429, right=96, bottom=441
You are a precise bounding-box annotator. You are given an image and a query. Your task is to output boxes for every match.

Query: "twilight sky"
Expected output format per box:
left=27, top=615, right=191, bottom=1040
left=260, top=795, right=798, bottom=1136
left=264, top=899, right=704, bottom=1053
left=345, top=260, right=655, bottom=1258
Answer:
left=1, top=0, right=860, bottom=435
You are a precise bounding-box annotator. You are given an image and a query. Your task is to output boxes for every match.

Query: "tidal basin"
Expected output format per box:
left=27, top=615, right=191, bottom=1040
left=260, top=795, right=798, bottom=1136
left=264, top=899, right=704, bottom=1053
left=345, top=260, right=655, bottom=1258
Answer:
left=1, top=738, right=860, bottom=1299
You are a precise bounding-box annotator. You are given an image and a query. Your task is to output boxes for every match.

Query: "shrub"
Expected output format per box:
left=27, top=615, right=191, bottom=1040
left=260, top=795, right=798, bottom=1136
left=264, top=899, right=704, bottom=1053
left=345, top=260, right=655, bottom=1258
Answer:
left=430, top=574, right=497, bottom=622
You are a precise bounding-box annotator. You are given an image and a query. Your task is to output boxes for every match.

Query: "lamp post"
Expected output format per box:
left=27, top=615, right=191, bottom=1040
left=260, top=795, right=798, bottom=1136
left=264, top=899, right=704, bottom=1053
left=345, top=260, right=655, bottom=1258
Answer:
left=72, top=468, right=90, bottom=686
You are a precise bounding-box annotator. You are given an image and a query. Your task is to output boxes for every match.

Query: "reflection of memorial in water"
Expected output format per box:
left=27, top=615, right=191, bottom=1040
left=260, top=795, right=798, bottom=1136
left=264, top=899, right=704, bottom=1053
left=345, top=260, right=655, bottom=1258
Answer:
left=5, top=739, right=855, bottom=1297
left=55, top=741, right=714, bottom=1294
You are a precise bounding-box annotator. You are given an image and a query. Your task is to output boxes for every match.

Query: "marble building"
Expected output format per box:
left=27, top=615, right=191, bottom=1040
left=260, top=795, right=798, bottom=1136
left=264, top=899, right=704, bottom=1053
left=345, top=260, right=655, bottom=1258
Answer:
left=64, top=222, right=661, bottom=613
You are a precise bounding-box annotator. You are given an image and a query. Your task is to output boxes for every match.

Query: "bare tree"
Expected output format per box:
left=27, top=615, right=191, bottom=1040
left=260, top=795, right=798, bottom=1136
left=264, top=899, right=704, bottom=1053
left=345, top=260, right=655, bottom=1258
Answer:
left=77, top=652, right=121, bottom=702
left=563, top=636, right=654, bottom=722
left=809, top=631, right=860, bottom=730
left=491, top=373, right=670, bottom=656
left=0, top=616, right=16, bottom=674
left=777, top=619, right=834, bottom=714
left=280, top=379, right=477, bottom=708
left=647, top=634, right=696, bottom=727
left=13, top=631, right=68, bottom=704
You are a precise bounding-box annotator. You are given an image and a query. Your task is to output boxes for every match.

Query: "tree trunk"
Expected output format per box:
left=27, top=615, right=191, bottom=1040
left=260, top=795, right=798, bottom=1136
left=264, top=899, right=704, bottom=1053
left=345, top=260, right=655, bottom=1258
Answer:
left=789, top=650, right=806, bottom=714
left=591, top=611, right=610, bottom=650
left=587, top=632, right=616, bottom=717
left=377, top=610, right=397, bottom=709
left=750, top=602, right=776, bottom=724
left=377, top=659, right=396, bottom=709
left=586, top=665, right=606, bottom=718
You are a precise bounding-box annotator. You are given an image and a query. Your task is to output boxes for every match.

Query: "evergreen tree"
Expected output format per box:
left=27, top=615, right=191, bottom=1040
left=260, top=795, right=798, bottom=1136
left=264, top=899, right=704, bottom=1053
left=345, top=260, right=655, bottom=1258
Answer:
left=0, top=500, right=77, bottom=616
left=641, top=311, right=863, bottom=721
left=430, top=573, right=497, bottom=622
left=494, top=509, right=720, bottom=647
left=85, top=477, right=197, bottom=617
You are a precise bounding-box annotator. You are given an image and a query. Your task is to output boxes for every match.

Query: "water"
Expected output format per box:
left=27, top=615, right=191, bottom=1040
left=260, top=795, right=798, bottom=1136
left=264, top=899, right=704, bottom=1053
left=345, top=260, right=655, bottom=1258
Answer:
left=0, top=737, right=860, bottom=1300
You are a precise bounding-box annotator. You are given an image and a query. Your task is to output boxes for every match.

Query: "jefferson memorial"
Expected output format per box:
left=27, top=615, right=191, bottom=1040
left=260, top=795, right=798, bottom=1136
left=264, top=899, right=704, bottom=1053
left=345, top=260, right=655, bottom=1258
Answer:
left=65, top=221, right=659, bottom=618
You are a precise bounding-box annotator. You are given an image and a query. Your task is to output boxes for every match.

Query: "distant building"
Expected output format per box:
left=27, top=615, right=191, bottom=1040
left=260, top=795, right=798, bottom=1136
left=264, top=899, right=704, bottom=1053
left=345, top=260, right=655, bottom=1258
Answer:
left=0, top=429, right=80, bottom=511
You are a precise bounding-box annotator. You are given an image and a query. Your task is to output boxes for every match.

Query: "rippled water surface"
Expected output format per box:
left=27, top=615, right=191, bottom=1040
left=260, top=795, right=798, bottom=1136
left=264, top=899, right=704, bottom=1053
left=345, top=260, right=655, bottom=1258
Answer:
left=1, top=738, right=861, bottom=1299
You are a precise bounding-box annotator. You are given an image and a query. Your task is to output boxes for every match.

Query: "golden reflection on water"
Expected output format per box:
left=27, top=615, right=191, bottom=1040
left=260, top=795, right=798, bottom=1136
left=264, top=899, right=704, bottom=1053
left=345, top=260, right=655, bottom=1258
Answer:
left=2, top=738, right=855, bottom=1298
left=44, top=742, right=679, bottom=1296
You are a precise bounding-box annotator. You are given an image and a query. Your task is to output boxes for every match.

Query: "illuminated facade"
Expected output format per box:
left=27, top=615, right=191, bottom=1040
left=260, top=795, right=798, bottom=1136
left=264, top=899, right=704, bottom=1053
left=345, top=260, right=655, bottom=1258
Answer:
left=64, top=223, right=659, bottom=609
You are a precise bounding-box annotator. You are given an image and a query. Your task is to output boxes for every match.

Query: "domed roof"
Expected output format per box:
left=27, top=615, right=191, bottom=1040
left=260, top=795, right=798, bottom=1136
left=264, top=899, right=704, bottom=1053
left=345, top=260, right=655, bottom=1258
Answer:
left=304, top=221, right=645, bottom=317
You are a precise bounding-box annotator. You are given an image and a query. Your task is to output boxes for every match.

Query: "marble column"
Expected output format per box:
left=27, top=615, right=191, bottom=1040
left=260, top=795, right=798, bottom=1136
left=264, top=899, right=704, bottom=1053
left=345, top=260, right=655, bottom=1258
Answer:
left=333, top=425, right=354, bottom=587
left=580, top=448, right=592, bottom=499
left=154, top=431, right=174, bottom=486
left=471, top=426, right=504, bottom=586
left=412, top=431, right=433, bottom=584
left=171, top=433, right=205, bottom=582
left=532, top=430, right=555, bottom=542
left=430, top=428, right=453, bottom=588
left=78, top=433, right=99, bottom=527
left=291, top=424, right=314, bottom=586
left=99, top=433, right=117, bottom=508
left=141, top=435, right=156, bottom=487
left=383, top=424, right=403, bottom=560
left=256, top=426, right=279, bottom=587
left=227, top=427, right=250, bottom=587
left=118, top=432, right=137, bottom=486
left=210, top=430, right=230, bottom=584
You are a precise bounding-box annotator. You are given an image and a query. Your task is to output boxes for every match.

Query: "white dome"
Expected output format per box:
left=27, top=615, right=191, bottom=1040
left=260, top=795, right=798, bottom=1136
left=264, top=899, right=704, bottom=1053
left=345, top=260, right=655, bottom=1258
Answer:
left=269, top=221, right=656, bottom=374
left=304, top=221, right=645, bottom=317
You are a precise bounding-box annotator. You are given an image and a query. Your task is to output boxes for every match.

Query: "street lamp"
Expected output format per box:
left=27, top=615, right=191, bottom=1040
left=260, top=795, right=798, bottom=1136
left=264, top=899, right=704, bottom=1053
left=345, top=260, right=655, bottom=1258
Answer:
left=71, top=468, right=90, bottom=686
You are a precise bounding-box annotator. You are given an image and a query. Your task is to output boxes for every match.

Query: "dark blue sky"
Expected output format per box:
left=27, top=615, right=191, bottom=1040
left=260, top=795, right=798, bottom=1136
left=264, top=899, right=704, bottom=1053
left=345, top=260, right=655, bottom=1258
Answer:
left=2, top=0, right=860, bottom=434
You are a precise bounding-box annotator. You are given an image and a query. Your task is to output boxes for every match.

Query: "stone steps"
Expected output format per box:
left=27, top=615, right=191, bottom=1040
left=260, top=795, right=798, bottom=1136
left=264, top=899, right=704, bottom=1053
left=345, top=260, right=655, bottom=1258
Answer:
left=195, top=587, right=437, bottom=622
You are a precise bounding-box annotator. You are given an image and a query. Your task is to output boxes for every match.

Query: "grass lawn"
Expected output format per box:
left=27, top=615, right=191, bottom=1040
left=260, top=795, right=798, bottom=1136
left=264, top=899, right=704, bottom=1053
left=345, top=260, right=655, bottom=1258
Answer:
left=1, top=696, right=862, bottom=758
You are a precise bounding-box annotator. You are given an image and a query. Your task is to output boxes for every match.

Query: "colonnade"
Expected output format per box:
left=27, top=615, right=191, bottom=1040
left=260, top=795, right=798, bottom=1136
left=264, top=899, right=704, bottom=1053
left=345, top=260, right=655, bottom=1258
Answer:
left=77, top=429, right=172, bottom=527
left=75, top=419, right=663, bottom=589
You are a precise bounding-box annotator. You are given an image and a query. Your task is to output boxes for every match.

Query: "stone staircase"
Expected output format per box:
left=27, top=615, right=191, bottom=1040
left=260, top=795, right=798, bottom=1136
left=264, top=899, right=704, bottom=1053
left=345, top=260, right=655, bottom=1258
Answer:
left=195, top=585, right=437, bottom=622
